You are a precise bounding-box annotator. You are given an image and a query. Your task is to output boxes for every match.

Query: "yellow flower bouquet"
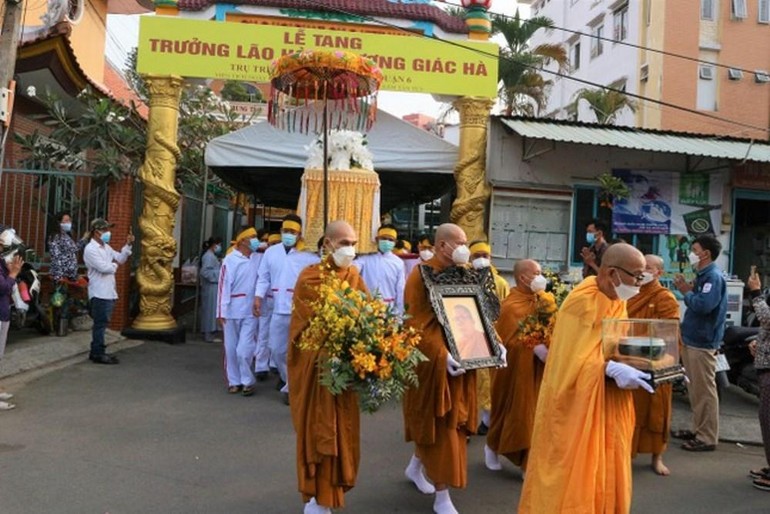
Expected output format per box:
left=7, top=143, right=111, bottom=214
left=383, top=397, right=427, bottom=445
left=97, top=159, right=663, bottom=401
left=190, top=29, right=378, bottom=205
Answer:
left=297, top=266, right=426, bottom=414
left=517, top=270, right=571, bottom=349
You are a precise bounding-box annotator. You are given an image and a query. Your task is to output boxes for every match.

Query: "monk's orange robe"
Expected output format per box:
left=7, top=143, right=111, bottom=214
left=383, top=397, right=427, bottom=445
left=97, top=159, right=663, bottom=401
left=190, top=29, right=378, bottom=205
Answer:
left=519, top=277, right=634, bottom=514
left=487, top=288, right=555, bottom=468
left=402, top=258, right=477, bottom=488
left=288, top=259, right=370, bottom=509
left=477, top=273, right=510, bottom=413
left=626, top=281, right=680, bottom=456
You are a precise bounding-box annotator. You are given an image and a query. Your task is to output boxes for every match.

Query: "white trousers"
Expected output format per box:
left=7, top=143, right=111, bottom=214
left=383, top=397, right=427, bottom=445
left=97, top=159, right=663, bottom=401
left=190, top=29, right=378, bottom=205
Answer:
left=254, top=297, right=274, bottom=373
left=269, top=313, right=291, bottom=387
left=223, top=317, right=257, bottom=388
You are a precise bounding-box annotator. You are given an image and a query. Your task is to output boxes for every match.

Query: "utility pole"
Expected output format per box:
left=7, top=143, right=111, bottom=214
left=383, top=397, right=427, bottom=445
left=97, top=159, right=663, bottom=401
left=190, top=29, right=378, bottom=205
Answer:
left=0, top=0, right=24, bottom=183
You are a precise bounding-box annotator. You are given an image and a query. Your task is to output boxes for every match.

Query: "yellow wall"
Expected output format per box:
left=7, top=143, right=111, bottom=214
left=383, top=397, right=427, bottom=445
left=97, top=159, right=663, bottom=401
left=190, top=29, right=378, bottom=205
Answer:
left=636, top=0, right=666, bottom=129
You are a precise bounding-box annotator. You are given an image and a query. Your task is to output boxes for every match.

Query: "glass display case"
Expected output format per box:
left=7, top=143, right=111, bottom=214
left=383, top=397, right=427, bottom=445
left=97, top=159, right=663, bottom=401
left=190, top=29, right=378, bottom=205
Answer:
left=602, top=318, right=684, bottom=388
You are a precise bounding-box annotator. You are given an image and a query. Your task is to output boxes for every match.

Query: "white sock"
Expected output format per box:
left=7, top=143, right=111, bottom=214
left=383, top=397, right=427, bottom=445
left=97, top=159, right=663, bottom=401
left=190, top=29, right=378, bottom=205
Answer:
left=405, top=454, right=435, bottom=494
left=304, top=497, right=331, bottom=514
left=481, top=410, right=490, bottom=426
left=484, top=444, right=502, bottom=471
left=433, top=489, right=459, bottom=514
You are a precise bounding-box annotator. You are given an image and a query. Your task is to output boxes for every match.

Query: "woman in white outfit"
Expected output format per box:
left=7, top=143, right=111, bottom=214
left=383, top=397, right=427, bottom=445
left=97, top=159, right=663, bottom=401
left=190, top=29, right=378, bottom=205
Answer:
left=199, top=237, right=222, bottom=342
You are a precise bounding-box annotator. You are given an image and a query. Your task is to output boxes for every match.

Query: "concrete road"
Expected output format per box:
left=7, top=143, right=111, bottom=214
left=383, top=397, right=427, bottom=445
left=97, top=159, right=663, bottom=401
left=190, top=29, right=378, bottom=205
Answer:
left=0, top=341, right=767, bottom=513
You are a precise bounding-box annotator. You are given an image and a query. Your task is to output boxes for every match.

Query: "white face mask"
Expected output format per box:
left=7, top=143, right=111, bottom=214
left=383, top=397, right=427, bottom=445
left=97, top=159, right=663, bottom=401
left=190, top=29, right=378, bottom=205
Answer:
left=450, top=244, right=470, bottom=265
left=688, top=252, right=700, bottom=265
left=472, top=257, right=491, bottom=269
left=419, top=249, right=434, bottom=261
left=640, top=271, right=654, bottom=286
left=332, top=245, right=356, bottom=268
left=529, top=274, right=547, bottom=293
left=612, top=271, right=640, bottom=301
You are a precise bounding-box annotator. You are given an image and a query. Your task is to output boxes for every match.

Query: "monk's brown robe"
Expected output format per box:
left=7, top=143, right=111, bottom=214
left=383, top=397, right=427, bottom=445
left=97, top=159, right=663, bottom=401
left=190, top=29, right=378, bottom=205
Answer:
left=402, top=257, right=477, bottom=488
left=487, top=288, right=555, bottom=468
left=626, top=280, right=680, bottom=456
left=288, top=259, right=370, bottom=509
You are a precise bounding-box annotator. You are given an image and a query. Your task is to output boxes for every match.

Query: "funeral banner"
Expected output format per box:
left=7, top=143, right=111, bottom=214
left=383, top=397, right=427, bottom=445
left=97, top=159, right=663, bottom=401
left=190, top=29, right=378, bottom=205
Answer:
left=136, top=16, right=499, bottom=97
left=611, top=169, right=722, bottom=235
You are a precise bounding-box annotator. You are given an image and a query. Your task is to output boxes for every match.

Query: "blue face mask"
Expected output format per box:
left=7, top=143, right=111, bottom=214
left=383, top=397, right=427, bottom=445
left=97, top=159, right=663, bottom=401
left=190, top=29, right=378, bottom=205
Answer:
left=100, top=231, right=112, bottom=244
left=60, top=222, right=72, bottom=233
left=213, top=244, right=222, bottom=254
left=586, top=232, right=596, bottom=245
left=249, top=238, right=260, bottom=251
left=282, top=233, right=298, bottom=247
left=378, top=240, right=396, bottom=253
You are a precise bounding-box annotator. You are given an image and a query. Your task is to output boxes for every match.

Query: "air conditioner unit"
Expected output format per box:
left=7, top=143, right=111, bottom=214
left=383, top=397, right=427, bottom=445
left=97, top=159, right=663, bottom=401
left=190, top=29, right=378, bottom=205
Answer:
left=728, top=68, right=743, bottom=80
left=699, top=65, right=714, bottom=80
left=756, top=71, right=770, bottom=83
left=640, top=63, right=649, bottom=82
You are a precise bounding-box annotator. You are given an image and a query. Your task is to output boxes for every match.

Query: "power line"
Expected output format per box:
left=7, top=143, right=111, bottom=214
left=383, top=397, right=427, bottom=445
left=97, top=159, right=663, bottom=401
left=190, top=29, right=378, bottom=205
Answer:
left=292, top=0, right=769, bottom=135
left=438, top=0, right=766, bottom=77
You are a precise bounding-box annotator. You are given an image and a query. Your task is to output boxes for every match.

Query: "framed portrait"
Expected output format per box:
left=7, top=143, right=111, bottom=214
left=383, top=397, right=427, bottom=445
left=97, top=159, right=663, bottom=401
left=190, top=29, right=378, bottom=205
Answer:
left=420, top=265, right=504, bottom=370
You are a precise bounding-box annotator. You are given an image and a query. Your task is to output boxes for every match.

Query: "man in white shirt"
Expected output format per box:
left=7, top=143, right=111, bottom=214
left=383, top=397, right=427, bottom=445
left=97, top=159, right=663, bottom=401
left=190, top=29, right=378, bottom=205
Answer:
left=217, top=227, right=261, bottom=396
left=253, top=214, right=319, bottom=404
left=356, top=225, right=406, bottom=314
left=83, top=218, right=133, bottom=365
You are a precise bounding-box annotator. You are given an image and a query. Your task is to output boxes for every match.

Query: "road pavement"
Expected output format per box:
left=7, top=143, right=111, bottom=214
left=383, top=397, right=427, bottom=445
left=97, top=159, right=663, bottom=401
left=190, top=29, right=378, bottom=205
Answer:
left=0, top=340, right=768, bottom=513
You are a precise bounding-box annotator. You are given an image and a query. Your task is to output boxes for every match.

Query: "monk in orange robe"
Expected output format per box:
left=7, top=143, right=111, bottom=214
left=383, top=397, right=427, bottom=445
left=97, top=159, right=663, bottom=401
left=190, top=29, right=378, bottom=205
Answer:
left=627, top=254, right=680, bottom=476
left=485, top=259, right=554, bottom=473
left=288, top=221, right=369, bottom=514
left=519, top=243, right=652, bottom=514
left=403, top=223, right=506, bottom=514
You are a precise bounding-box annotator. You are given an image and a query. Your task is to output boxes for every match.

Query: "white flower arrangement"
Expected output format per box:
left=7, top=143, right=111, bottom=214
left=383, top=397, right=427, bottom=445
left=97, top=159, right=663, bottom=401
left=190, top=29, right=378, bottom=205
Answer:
left=305, top=130, right=374, bottom=171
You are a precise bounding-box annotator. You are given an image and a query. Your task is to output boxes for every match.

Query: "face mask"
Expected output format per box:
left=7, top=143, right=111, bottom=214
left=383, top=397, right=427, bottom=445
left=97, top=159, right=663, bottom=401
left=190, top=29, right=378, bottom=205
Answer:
left=640, top=271, right=654, bottom=286
left=378, top=240, right=396, bottom=253
left=332, top=245, right=356, bottom=268
left=612, top=271, right=640, bottom=301
left=472, top=257, right=491, bottom=269
left=249, top=238, right=260, bottom=252
left=100, top=231, right=112, bottom=244
left=258, top=242, right=267, bottom=250
left=586, top=232, right=596, bottom=245
left=688, top=252, right=700, bottom=265
left=214, top=244, right=222, bottom=254
left=60, top=223, right=72, bottom=233
left=530, top=274, right=547, bottom=293
left=419, top=250, right=434, bottom=261
left=281, top=233, right=298, bottom=247
left=450, top=244, right=471, bottom=265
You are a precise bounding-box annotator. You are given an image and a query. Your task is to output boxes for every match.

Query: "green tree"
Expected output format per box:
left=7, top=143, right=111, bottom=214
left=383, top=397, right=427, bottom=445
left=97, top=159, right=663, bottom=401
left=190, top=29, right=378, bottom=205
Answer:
left=492, top=10, right=568, bottom=116
left=220, top=80, right=262, bottom=102
left=572, top=87, right=636, bottom=124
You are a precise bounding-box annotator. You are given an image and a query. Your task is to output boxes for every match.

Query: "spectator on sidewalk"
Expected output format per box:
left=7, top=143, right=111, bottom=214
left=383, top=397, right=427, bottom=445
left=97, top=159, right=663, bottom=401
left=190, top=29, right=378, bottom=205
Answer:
left=48, top=211, right=86, bottom=332
left=673, top=235, right=727, bottom=452
left=199, top=236, right=223, bottom=343
left=745, top=270, right=770, bottom=491
left=83, top=218, right=133, bottom=365
left=0, top=233, right=23, bottom=410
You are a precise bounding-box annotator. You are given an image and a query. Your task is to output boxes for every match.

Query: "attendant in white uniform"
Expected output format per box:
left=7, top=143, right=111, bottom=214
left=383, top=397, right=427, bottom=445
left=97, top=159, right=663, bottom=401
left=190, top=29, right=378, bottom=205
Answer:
left=405, top=234, right=433, bottom=278
left=199, top=236, right=222, bottom=343
left=254, top=215, right=320, bottom=404
left=217, top=228, right=260, bottom=396
left=254, top=232, right=283, bottom=380
left=82, top=218, right=133, bottom=365
left=356, top=225, right=406, bottom=314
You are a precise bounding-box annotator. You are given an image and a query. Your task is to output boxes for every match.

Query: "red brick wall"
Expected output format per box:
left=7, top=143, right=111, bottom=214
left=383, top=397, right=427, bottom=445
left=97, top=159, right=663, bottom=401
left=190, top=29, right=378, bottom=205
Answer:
left=106, top=177, right=134, bottom=330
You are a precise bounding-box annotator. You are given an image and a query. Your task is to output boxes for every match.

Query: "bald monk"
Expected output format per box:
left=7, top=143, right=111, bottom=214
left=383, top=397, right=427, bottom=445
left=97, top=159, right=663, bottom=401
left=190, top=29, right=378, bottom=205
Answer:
left=628, top=254, right=680, bottom=476
left=519, top=243, right=654, bottom=514
left=403, top=223, right=506, bottom=514
left=485, top=259, right=553, bottom=474
left=288, top=221, right=370, bottom=514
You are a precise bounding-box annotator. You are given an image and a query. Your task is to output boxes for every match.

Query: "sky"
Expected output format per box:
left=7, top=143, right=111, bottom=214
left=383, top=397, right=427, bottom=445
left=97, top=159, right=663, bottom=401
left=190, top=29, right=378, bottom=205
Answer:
left=104, top=0, right=528, bottom=120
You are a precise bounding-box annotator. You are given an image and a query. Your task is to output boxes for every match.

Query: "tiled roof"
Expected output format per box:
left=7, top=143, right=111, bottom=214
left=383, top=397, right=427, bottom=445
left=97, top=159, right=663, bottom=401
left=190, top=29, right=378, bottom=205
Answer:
left=176, top=0, right=468, bottom=34
left=103, top=61, right=149, bottom=119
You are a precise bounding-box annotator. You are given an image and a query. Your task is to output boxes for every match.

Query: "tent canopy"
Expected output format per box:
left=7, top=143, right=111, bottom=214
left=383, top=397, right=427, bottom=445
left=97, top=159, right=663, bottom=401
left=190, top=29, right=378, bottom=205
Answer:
left=205, top=109, right=458, bottom=211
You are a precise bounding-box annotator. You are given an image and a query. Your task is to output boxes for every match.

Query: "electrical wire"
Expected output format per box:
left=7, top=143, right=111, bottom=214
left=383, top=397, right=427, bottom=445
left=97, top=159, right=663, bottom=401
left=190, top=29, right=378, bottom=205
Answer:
left=290, top=0, right=769, bottom=135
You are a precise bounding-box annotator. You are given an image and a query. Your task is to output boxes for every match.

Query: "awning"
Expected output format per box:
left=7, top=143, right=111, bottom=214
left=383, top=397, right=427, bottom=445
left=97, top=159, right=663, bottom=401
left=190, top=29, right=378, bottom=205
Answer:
left=499, top=117, right=770, bottom=163
left=205, top=109, right=458, bottom=211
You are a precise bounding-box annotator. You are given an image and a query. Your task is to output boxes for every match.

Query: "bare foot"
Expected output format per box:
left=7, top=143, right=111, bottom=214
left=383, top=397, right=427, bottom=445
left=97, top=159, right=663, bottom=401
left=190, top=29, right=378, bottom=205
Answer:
left=652, top=455, right=670, bottom=476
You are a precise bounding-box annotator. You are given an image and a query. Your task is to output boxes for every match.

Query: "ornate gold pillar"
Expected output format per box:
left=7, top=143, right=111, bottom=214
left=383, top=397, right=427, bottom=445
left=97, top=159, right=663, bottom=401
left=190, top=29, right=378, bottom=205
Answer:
left=450, top=96, right=494, bottom=243
left=132, top=75, right=183, bottom=331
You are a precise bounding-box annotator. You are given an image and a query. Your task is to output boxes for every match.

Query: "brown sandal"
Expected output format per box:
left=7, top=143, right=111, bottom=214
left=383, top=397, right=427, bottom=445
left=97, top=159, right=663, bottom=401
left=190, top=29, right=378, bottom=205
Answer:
left=227, top=385, right=242, bottom=394
left=681, top=438, right=716, bottom=452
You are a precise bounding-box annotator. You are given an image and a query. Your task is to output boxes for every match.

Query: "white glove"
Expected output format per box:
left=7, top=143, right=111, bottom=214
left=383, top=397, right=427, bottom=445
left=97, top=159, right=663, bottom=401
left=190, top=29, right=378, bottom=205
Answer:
left=605, top=361, right=654, bottom=393
left=446, top=354, right=466, bottom=377
left=533, top=344, right=548, bottom=363
left=496, top=344, right=508, bottom=368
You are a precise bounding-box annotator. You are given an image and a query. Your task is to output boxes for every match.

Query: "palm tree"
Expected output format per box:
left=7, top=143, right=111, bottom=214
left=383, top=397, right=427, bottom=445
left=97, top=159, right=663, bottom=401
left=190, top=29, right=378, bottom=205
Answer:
left=493, top=10, right=568, bottom=116
left=572, top=88, right=636, bottom=124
